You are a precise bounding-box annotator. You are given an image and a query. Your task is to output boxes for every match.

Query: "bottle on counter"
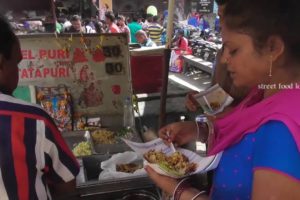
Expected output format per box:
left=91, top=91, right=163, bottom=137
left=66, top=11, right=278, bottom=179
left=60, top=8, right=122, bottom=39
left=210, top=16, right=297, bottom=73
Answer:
left=123, top=96, right=135, bottom=130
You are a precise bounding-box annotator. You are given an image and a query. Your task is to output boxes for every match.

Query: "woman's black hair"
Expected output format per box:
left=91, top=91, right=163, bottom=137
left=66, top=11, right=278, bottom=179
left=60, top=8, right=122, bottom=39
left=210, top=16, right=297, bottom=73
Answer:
left=105, top=11, right=115, bottom=22
left=224, top=0, right=300, bottom=62
left=0, top=15, right=17, bottom=60
left=215, top=0, right=228, bottom=6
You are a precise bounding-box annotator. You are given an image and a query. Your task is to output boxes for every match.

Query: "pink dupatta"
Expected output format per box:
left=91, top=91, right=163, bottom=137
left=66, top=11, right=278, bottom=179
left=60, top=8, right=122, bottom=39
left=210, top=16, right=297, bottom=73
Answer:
left=209, top=86, right=300, bottom=155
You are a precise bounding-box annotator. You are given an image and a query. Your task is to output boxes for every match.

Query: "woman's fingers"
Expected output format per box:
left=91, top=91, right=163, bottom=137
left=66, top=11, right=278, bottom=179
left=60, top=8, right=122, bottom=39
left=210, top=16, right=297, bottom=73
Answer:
left=185, top=91, right=200, bottom=112
left=186, top=101, right=197, bottom=112
left=145, top=165, right=178, bottom=194
left=159, top=127, right=174, bottom=142
left=145, top=165, right=157, bottom=176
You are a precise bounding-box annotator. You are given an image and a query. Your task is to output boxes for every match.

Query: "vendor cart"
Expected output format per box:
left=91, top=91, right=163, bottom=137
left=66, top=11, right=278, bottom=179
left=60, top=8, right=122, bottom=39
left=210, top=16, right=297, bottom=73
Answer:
left=17, top=33, right=161, bottom=199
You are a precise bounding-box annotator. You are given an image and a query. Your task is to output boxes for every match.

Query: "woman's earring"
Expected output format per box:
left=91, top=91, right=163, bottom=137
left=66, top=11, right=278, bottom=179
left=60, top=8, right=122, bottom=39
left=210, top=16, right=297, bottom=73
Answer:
left=269, top=56, right=273, bottom=77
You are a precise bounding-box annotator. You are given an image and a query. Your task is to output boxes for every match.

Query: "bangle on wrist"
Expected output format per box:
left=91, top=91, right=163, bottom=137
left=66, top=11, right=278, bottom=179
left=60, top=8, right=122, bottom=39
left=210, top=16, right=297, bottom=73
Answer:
left=191, top=191, right=206, bottom=200
left=172, top=178, right=190, bottom=200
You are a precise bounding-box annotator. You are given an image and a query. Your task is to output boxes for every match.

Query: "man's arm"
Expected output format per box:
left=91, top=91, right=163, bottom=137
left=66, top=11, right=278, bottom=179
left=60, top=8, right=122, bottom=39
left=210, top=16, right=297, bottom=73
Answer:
left=41, top=119, right=80, bottom=199
left=50, top=180, right=79, bottom=199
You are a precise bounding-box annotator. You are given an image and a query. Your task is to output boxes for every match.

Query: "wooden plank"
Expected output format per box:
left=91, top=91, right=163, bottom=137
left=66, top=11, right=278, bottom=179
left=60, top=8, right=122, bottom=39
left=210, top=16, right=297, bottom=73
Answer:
left=183, top=55, right=213, bottom=74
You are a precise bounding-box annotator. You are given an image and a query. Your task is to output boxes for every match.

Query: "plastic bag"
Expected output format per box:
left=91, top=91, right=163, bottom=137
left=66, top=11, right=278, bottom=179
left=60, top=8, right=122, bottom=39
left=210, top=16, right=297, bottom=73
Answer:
left=99, top=151, right=146, bottom=180
left=169, top=50, right=183, bottom=73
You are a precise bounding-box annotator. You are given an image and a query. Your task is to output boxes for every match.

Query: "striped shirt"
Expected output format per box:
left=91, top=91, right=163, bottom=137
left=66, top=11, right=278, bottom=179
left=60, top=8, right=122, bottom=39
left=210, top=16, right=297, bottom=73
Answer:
left=147, top=23, right=163, bottom=45
left=0, top=94, right=79, bottom=200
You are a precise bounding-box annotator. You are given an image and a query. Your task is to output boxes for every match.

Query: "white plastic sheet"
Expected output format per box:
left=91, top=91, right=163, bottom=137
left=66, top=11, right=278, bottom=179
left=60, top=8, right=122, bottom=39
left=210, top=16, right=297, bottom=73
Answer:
left=99, top=151, right=146, bottom=180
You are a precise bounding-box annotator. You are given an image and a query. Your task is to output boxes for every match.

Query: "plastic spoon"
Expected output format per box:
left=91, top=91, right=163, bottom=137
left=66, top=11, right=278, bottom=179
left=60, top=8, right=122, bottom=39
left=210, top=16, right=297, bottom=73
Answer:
left=166, top=131, right=176, bottom=153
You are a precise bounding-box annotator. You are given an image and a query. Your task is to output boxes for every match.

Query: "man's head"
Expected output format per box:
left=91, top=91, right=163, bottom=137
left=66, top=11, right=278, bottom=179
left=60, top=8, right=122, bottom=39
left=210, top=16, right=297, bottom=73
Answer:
left=153, top=16, right=159, bottom=23
left=117, top=15, right=126, bottom=26
left=0, top=16, right=22, bottom=95
left=146, top=14, right=153, bottom=23
left=130, top=14, right=138, bottom=23
left=135, top=30, right=148, bottom=44
left=70, top=15, right=82, bottom=32
left=105, top=11, right=115, bottom=25
left=177, top=29, right=184, bottom=38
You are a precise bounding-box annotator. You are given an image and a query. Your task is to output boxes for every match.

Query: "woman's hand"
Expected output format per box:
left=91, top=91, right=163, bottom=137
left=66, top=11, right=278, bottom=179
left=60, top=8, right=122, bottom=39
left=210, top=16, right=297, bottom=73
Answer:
left=159, top=121, right=198, bottom=146
left=185, top=91, right=200, bottom=112
left=146, top=166, right=209, bottom=200
left=145, top=165, right=178, bottom=194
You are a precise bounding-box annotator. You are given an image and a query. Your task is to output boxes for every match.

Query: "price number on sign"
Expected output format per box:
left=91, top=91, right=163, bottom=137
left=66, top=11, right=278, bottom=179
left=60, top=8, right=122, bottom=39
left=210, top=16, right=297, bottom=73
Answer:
left=102, top=46, right=122, bottom=57
left=105, top=63, right=124, bottom=75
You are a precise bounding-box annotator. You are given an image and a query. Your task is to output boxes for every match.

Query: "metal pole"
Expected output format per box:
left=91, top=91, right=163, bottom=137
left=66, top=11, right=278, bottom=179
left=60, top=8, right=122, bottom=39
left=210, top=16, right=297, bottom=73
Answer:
left=159, top=0, right=175, bottom=128
left=165, top=0, right=175, bottom=49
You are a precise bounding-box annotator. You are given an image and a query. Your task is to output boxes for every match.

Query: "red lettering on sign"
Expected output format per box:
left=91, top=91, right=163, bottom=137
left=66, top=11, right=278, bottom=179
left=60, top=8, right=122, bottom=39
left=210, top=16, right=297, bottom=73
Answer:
left=35, top=69, right=42, bottom=78
left=39, top=50, right=47, bottom=59
left=21, top=50, right=35, bottom=60
left=51, top=68, right=58, bottom=77
left=57, top=50, right=64, bottom=59
left=28, top=67, right=34, bottom=78
left=48, top=50, right=56, bottom=59
left=92, top=49, right=105, bottom=62
left=21, top=50, right=27, bottom=58
left=20, top=66, right=71, bottom=79
left=57, top=49, right=70, bottom=59
left=43, top=68, right=50, bottom=77
left=28, top=50, right=35, bottom=59
left=58, top=68, right=66, bottom=77
left=38, top=49, right=71, bottom=59
left=73, top=48, right=88, bottom=63
left=21, top=69, right=28, bottom=79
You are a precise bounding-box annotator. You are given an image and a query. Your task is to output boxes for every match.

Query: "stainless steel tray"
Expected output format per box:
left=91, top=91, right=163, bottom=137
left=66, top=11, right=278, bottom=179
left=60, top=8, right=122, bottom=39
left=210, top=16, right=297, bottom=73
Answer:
left=62, top=131, right=96, bottom=157
left=76, top=154, right=161, bottom=199
left=89, top=129, right=133, bottom=154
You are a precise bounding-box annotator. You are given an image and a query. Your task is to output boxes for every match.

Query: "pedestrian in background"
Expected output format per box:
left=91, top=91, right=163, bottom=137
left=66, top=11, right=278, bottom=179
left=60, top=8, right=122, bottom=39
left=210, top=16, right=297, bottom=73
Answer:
left=135, top=30, right=156, bottom=47
left=105, top=11, right=120, bottom=33
left=128, top=15, right=142, bottom=43
left=147, top=15, right=163, bottom=45
left=117, top=15, right=131, bottom=43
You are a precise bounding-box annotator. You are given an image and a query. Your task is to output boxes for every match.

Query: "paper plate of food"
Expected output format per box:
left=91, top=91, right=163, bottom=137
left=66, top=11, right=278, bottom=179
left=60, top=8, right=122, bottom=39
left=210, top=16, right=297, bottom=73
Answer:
left=193, top=84, right=233, bottom=115
left=123, top=138, right=222, bottom=179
